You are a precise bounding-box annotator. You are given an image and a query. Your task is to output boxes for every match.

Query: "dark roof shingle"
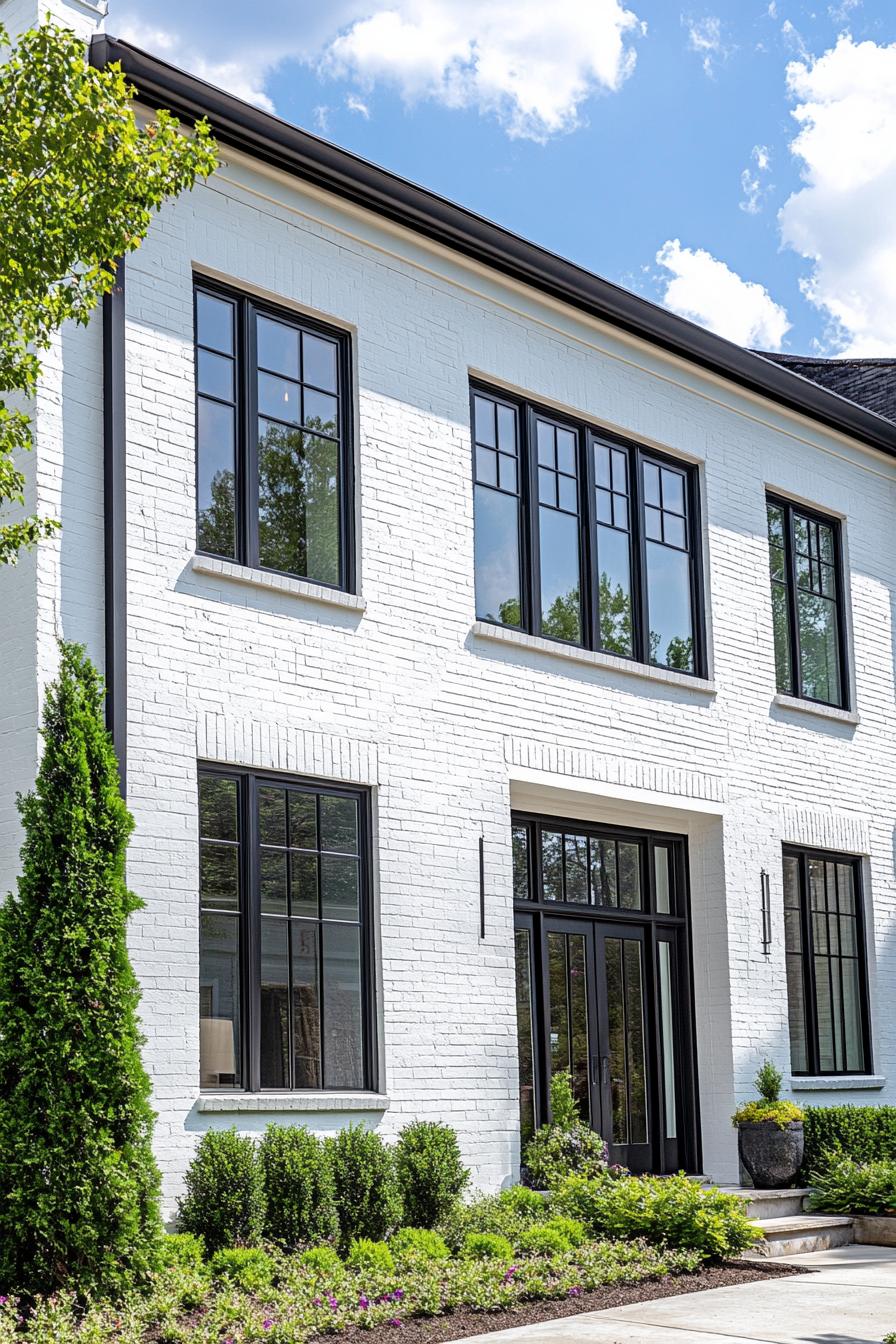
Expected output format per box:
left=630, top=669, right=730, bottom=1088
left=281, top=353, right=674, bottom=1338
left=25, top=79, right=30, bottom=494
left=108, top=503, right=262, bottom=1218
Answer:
left=754, top=352, right=896, bottom=425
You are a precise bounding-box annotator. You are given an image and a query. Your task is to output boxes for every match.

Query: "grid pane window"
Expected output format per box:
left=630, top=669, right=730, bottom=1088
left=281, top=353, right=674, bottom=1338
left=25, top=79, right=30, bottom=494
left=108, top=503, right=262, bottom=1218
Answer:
left=537, top=827, right=643, bottom=910
left=194, top=282, right=352, bottom=590
left=783, top=848, right=869, bottom=1077
left=198, top=769, right=371, bottom=1092
left=536, top=418, right=582, bottom=643
left=473, top=394, right=522, bottom=626
left=643, top=460, right=694, bottom=672
left=470, top=386, right=703, bottom=674
left=766, top=496, right=847, bottom=708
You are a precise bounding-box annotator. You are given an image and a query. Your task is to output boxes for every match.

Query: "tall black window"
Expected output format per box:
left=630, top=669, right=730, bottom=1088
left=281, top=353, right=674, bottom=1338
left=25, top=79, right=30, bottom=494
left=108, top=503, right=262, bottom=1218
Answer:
left=472, top=386, right=703, bottom=674
left=767, top=495, right=847, bottom=707
left=198, top=768, right=373, bottom=1092
left=194, top=280, right=353, bottom=590
left=783, top=847, right=870, bottom=1076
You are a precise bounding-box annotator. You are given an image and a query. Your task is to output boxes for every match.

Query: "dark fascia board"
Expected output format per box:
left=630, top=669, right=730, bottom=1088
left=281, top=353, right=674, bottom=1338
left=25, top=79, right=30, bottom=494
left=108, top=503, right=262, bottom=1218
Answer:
left=90, top=33, right=896, bottom=462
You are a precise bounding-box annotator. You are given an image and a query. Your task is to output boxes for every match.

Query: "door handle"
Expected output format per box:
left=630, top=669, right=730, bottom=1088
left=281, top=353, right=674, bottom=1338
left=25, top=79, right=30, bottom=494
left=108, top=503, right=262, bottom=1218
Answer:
left=592, top=1055, right=611, bottom=1086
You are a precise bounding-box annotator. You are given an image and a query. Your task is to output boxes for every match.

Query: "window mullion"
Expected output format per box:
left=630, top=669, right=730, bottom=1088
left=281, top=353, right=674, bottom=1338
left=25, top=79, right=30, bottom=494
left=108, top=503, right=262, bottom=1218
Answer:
left=632, top=449, right=649, bottom=666
left=583, top=433, right=598, bottom=651
left=526, top=406, right=543, bottom=637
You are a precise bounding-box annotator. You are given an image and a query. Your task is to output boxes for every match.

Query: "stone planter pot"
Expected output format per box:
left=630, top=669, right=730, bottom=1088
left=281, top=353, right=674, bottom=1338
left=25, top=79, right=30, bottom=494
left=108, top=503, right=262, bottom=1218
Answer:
left=854, top=1215, right=896, bottom=1246
left=737, top=1120, right=804, bottom=1189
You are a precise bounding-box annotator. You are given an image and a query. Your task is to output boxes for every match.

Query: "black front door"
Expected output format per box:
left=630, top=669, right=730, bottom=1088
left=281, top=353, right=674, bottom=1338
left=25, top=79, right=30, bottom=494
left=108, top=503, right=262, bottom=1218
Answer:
left=513, top=815, right=699, bottom=1175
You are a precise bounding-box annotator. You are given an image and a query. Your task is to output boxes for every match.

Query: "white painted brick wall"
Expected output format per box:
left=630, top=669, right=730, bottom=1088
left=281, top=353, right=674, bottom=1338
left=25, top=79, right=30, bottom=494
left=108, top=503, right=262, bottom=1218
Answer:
left=3, top=117, right=896, bottom=1211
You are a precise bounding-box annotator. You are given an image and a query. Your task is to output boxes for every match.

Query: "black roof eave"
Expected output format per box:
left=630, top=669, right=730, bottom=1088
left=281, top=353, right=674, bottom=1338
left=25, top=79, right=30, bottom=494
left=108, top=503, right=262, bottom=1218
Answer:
left=90, top=33, right=896, bottom=462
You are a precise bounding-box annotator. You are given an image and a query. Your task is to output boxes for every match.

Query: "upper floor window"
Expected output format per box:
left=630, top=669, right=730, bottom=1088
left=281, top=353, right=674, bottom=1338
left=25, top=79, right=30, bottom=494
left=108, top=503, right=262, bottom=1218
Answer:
left=783, top=847, right=870, bottom=1076
left=194, top=281, right=353, bottom=589
left=766, top=495, right=847, bottom=708
left=472, top=386, right=704, bottom=675
left=198, top=767, right=373, bottom=1092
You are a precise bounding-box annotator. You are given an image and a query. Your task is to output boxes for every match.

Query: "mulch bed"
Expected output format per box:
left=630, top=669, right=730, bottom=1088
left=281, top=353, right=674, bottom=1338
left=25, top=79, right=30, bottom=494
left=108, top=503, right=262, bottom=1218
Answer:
left=317, top=1260, right=807, bottom=1344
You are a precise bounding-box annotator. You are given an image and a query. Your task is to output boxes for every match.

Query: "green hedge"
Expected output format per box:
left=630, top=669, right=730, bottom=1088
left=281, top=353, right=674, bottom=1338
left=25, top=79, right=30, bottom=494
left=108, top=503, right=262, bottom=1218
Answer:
left=802, top=1106, right=896, bottom=1180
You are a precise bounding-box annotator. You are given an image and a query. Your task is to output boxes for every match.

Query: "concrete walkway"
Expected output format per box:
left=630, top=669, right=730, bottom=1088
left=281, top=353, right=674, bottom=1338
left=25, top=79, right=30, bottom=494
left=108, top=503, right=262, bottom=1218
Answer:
left=461, top=1246, right=896, bottom=1344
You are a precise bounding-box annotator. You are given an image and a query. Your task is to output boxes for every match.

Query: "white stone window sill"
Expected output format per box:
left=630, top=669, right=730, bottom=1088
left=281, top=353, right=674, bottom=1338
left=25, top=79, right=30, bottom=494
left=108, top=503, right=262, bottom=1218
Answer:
left=790, top=1075, right=885, bottom=1092
left=190, top=554, right=366, bottom=614
left=772, top=693, right=859, bottom=726
left=196, top=1092, right=390, bottom=1114
left=471, top=621, right=717, bottom=695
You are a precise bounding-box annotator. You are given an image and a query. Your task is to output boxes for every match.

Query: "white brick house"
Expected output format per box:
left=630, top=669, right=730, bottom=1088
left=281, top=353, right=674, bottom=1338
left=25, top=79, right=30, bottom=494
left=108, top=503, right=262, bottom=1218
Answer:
left=3, top=0, right=896, bottom=1217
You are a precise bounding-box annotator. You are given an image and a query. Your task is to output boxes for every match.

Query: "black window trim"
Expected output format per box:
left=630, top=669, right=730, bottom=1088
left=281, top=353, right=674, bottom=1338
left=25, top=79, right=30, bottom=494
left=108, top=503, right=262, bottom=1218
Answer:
left=783, top=843, right=872, bottom=1078
left=767, top=491, right=850, bottom=711
left=198, top=761, right=377, bottom=1094
left=193, top=275, right=356, bottom=594
left=471, top=380, right=707, bottom=678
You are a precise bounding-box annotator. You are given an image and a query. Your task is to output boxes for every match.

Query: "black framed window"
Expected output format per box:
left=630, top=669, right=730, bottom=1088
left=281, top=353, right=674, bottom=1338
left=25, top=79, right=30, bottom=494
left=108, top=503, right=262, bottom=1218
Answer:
left=195, top=280, right=353, bottom=590
left=767, top=495, right=848, bottom=708
left=198, top=767, right=374, bottom=1092
left=783, top=847, right=870, bottom=1076
left=472, top=385, right=703, bottom=674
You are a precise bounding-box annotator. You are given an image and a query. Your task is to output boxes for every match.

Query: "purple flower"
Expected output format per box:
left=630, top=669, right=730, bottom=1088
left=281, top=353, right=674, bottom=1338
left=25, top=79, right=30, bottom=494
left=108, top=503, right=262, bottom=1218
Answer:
left=358, top=1295, right=370, bottom=1310
left=388, top=1318, right=403, bottom=1328
left=567, top=1286, right=582, bottom=1298
left=0, top=1298, right=7, bottom=1306
left=328, top=1295, right=339, bottom=1310
left=263, top=1322, right=274, bottom=1332
left=503, top=1266, right=518, bottom=1283
left=391, top=1289, right=405, bottom=1301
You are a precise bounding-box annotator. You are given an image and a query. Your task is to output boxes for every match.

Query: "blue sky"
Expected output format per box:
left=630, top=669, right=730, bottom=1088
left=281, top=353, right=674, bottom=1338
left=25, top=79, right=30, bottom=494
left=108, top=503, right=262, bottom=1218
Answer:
left=117, top=0, right=896, bottom=358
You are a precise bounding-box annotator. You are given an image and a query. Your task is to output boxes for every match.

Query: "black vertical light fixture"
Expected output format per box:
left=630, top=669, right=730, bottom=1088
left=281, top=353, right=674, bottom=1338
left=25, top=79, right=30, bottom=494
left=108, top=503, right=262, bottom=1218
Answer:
left=479, top=835, right=486, bottom=939
left=760, top=869, right=772, bottom=956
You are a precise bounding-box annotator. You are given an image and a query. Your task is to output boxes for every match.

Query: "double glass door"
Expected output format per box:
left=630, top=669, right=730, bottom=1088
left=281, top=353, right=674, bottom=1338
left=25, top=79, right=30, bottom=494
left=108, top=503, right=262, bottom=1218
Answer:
left=514, top=816, right=698, bottom=1174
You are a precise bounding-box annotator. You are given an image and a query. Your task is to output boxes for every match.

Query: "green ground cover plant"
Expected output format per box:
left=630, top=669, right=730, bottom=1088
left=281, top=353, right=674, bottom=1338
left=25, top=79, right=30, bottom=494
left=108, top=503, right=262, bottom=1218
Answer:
left=808, top=1156, right=896, bottom=1216
left=554, top=1172, right=761, bottom=1259
left=0, top=1232, right=703, bottom=1343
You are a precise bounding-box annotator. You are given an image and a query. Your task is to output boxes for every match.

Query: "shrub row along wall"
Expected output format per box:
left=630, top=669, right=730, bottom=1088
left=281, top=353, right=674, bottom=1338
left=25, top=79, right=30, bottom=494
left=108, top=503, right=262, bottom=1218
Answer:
left=802, top=1106, right=896, bottom=1179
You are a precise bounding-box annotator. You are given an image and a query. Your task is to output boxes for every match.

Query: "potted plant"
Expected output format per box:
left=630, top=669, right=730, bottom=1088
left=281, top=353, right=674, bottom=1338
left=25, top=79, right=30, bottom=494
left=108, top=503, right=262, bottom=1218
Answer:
left=732, top=1060, right=804, bottom=1189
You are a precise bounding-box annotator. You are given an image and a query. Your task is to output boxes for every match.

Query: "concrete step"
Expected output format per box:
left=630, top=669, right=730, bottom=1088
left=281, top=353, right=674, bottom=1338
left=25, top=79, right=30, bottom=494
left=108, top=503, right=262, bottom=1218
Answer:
left=745, top=1213, right=855, bottom=1258
left=714, top=1184, right=811, bottom=1221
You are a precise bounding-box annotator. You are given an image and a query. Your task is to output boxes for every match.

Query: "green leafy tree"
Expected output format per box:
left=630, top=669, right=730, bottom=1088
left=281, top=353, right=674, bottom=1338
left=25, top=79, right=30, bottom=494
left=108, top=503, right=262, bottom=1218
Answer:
left=0, top=21, right=217, bottom=564
left=0, top=644, right=162, bottom=1297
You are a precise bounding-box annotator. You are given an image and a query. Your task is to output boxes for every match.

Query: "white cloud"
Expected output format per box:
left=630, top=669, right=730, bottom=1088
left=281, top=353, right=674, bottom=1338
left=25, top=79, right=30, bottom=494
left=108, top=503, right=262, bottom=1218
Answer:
left=828, top=0, right=860, bottom=21
left=346, top=93, right=370, bottom=118
left=656, top=239, right=790, bottom=348
left=779, top=34, right=896, bottom=355
left=740, top=143, right=772, bottom=214
left=116, top=0, right=645, bottom=142
left=682, top=14, right=732, bottom=76
left=781, top=19, right=809, bottom=61
left=325, top=1, right=645, bottom=141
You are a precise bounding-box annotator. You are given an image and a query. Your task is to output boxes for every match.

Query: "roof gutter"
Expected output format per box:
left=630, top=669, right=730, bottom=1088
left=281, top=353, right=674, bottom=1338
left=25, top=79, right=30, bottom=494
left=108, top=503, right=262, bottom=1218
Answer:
left=90, top=34, right=896, bottom=462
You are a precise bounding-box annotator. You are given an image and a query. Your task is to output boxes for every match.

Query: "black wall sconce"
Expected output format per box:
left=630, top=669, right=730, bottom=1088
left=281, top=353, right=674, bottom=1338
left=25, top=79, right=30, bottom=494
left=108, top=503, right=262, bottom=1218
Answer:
left=760, top=868, right=772, bottom=956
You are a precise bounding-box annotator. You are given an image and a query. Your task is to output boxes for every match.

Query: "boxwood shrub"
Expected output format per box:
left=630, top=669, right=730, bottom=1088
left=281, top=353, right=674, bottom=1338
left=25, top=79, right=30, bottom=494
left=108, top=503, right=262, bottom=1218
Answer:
left=177, top=1129, right=265, bottom=1253
left=395, top=1121, right=469, bottom=1228
left=328, top=1125, right=402, bottom=1248
left=259, top=1124, right=338, bottom=1248
left=802, top=1106, right=896, bottom=1180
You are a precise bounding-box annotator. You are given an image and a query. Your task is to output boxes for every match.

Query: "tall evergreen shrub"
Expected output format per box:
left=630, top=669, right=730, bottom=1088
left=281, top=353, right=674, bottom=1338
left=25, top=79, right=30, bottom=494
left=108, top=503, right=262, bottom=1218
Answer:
left=0, top=644, right=162, bottom=1296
